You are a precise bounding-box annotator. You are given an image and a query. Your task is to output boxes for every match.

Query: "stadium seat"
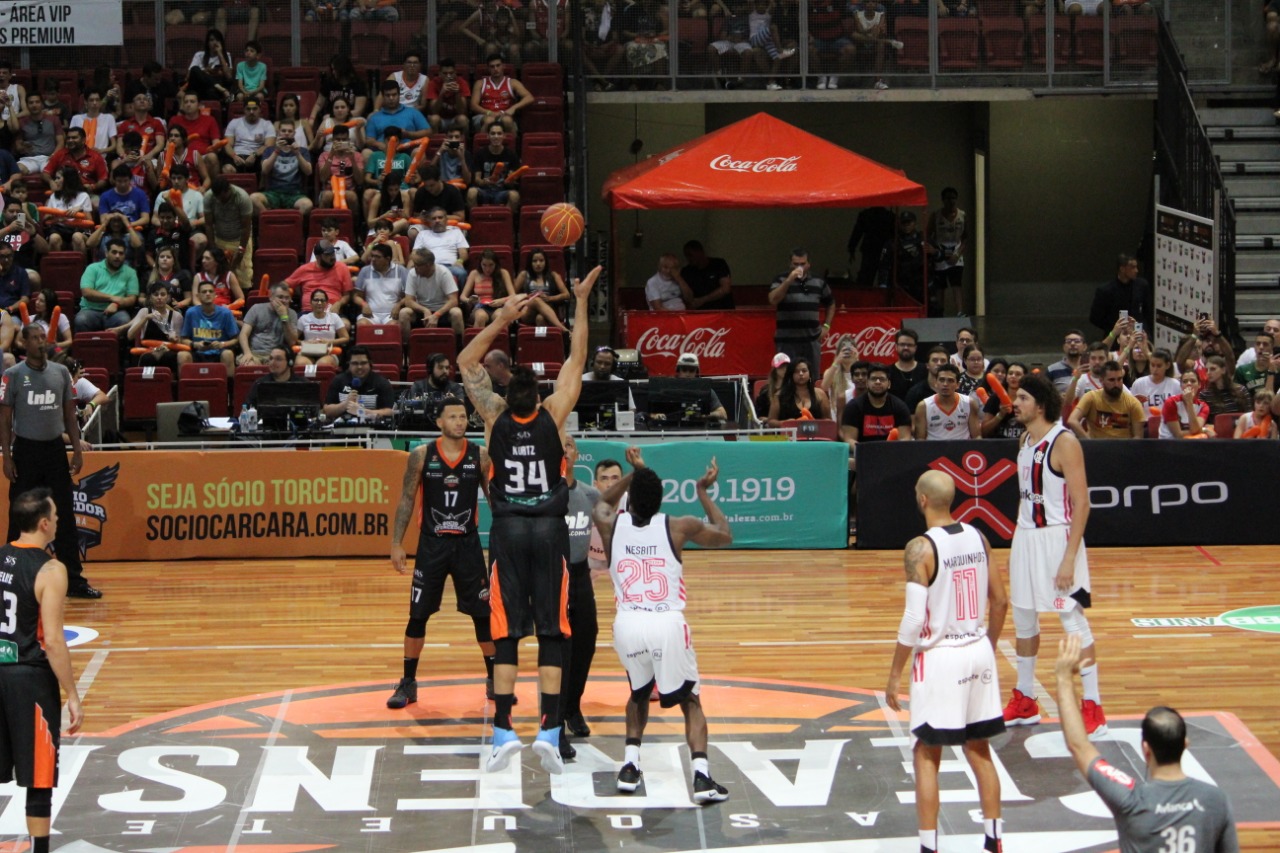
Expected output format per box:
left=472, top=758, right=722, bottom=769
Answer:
left=350, top=28, right=392, bottom=65
left=39, top=252, right=87, bottom=301
left=254, top=249, right=301, bottom=290
left=893, top=18, right=930, bottom=71
left=520, top=132, right=565, bottom=170
left=233, top=364, right=271, bottom=412
left=515, top=326, right=566, bottom=364
left=520, top=62, right=564, bottom=97
left=463, top=326, right=509, bottom=359
left=123, top=366, right=175, bottom=426
left=276, top=65, right=323, bottom=92
left=73, top=332, right=121, bottom=381
left=1146, top=416, right=1160, bottom=439
left=258, top=210, right=305, bottom=255
left=519, top=169, right=566, bottom=207
left=520, top=97, right=564, bottom=135
left=373, top=361, right=402, bottom=381
left=468, top=206, right=515, bottom=249
left=293, top=363, right=337, bottom=398
left=224, top=172, right=259, bottom=193
left=1112, top=15, right=1157, bottom=70
left=1072, top=16, right=1105, bottom=69
left=938, top=18, right=980, bottom=72
left=1214, top=413, right=1240, bottom=438
left=307, top=208, right=356, bottom=243
left=981, top=18, right=1027, bottom=71
left=519, top=205, right=552, bottom=248
left=523, top=360, right=562, bottom=379
left=356, top=323, right=402, bottom=347
left=408, top=328, right=457, bottom=368
left=178, top=362, right=230, bottom=416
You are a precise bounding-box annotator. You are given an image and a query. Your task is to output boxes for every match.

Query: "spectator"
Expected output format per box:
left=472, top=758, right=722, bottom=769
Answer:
left=111, top=130, right=157, bottom=192
left=169, top=94, right=222, bottom=182
left=880, top=210, right=932, bottom=305
left=809, top=0, right=856, bottom=89
left=312, top=218, right=360, bottom=269
left=841, top=363, right=913, bottom=466
left=981, top=361, right=1027, bottom=439
left=353, top=244, right=407, bottom=326
left=234, top=40, right=269, bottom=103
left=285, top=240, right=354, bottom=315
left=117, top=93, right=166, bottom=161
left=127, top=281, right=190, bottom=370
left=769, top=247, right=833, bottom=373
left=160, top=163, right=208, bottom=260
left=154, top=126, right=211, bottom=195
left=193, top=246, right=244, bottom=307
left=361, top=125, right=412, bottom=222
left=1235, top=390, right=1278, bottom=438
left=913, top=363, right=980, bottom=439
left=484, top=348, right=513, bottom=396
left=75, top=238, right=139, bottom=332
left=1198, top=355, right=1249, bottom=421
left=184, top=28, right=235, bottom=103
left=399, top=248, right=464, bottom=339
left=10, top=93, right=64, bottom=177
left=1064, top=0, right=1105, bottom=13
left=847, top=206, right=894, bottom=289
left=99, top=164, right=152, bottom=229
left=87, top=211, right=145, bottom=271
left=311, top=56, right=369, bottom=123
left=148, top=244, right=193, bottom=310
left=524, top=0, right=572, bottom=62
left=274, top=95, right=315, bottom=150
left=581, top=0, right=624, bottom=90
left=461, top=10, right=523, bottom=78
left=754, top=352, right=788, bottom=419
left=359, top=218, right=405, bottom=266
left=0, top=61, right=28, bottom=133
left=1047, top=329, right=1088, bottom=394
left=322, top=345, right=396, bottom=422
left=424, top=59, right=472, bottom=132
left=1089, top=253, right=1150, bottom=336
left=467, top=124, right=522, bottom=215
left=249, top=121, right=314, bottom=216
left=238, top=281, right=300, bottom=366
left=247, top=346, right=305, bottom=407
left=1158, top=372, right=1211, bottom=439
left=203, top=176, right=255, bottom=285
left=904, top=345, right=951, bottom=412
left=1177, top=314, right=1236, bottom=378
left=460, top=248, right=515, bottom=328
left=0, top=243, right=31, bottom=312
left=1237, top=318, right=1280, bottom=367
left=513, top=248, right=570, bottom=330
left=43, top=167, right=93, bottom=253
left=926, top=186, right=967, bottom=315
left=317, top=125, right=362, bottom=211
left=1068, top=360, right=1146, bottom=439
left=947, top=327, right=979, bottom=369
left=956, top=345, right=988, bottom=396
left=427, top=127, right=473, bottom=191
left=680, top=240, right=735, bottom=310
left=851, top=0, right=899, bottom=91
left=295, top=289, right=350, bottom=368
left=1120, top=326, right=1152, bottom=383
left=69, top=358, right=110, bottom=417
left=182, top=278, right=240, bottom=374
left=767, top=357, right=830, bottom=425
left=665, top=352, right=728, bottom=421
left=619, top=0, right=672, bottom=85
left=1066, top=340, right=1111, bottom=406
left=0, top=146, right=19, bottom=192
left=312, top=96, right=365, bottom=154
left=411, top=163, right=467, bottom=227
left=220, top=97, right=272, bottom=174
left=345, top=0, right=400, bottom=22
left=70, top=89, right=118, bottom=156
left=365, top=80, right=430, bottom=152
left=1130, top=347, right=1180, bottom=408
left=385, top=53, right=428, bottom=111
left=123, top=62, right=178, bottom=112
left=411, top=208, right=469, bottom=286
left=1234, top=331, right=1277, bottom=398
left=470, top=54, right=535, bottom=134
left=407, top=352, right=465, bottom=405
left=822, top=334, right=859, bottom=422
left=305, top=0, right=346, bottom=22
left=644, top=253, right=692, bottom=311
left=147, top=203, right=192, bottom=279
left=43, top=126, right=109, bottom=196
left=707, top=1, right=757, bottom=89
left=887, top=327, right=927, bottom=401
left=750, top=0, right=798, bottom=90
left=14, top=289, right=71, bottom=362
left=1, top=199, right=47, bottom=282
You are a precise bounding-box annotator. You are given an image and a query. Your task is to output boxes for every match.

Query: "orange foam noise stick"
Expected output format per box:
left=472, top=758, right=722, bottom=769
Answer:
left=168, top=188, right=183, bottom=209
left=446, top=179, right=467, bottom=190
left=887, top=427, right=900, bottom=441
left=159, top=141, right=175, bottom=188
left=406, top=136, right=431, bottom=185
left=258, top=274, right=270, bottom=295
left=331, top=174, right=347, bottom=209
left=974, top=387, right=989, bottom=405
left=141, top=339, right=192, bottom=351
left=16, top=302, right=29, bottom=326
left=382, top=136, right=399, bottom=177
left=46, top=306, right=59, bottom=342
left=227, top=298, right=245, bottom=311
left=206, top=138, right=229, bottom=153
left=320, top=119, right=366, bottom=136
left=446, top=218, right=471, bottom=231
left=1148, top=406, right=1161, bottom=417
left=1242, top=414, right=1272, bottom=438
left=503, top=164, right=529, bottom=183
left=489, top=162, right=506, bottom=183
left=987, top=373, right=1012, bottom=407
left=292, top=344, right=343, bottom=355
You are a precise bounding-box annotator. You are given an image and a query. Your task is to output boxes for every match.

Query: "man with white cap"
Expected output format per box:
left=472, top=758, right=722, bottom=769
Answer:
left=674, top=353, right=727, bottom=422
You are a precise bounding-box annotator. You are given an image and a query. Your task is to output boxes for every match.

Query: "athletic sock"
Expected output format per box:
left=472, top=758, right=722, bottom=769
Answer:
left=691, top=752, right=709, bottom=778
left=32, top=837, right=50, bottom=853
left=1080, top=663, right=1100, bottom=703
left=1015, top=655, right=1037, bottom=697
left=624, top=739, right=642, bottom=767
left=918, top=829, right=937, bottom=852
left=494, top=695, right=515, bottom=730
left=984, top=816, right=1003, bottom=851
left=484, top=655, right=495, bottom=681
left=540, top=692, right=561, bottom=730
left=403, top=657, right=420, bottom=681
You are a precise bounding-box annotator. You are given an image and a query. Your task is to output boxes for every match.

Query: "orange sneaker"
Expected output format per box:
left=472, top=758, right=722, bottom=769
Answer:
left=1002, top=689, right=1041, bottom=725
left=1082, top=700, right=1108, bottom=738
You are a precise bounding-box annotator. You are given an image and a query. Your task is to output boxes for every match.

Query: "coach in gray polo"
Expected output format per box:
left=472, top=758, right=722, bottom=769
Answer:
left=768, top=247, right=834, bottom=373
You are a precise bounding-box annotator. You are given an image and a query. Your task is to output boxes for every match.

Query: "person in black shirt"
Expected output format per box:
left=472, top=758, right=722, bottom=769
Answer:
left=888, top=328, right=928, bottom=402
left=847, top=206, right=895, bottom=288
left=680, top=240, right=735, bottom=310
left=1089, top=253, right=1151, bottom=336
left=467, top=124, right=521, bottom=213
left=411, top=164, right=467, bottom=222
left=322, top=346, right=397, bottom=422
left=312, top=56, right=369, bottom=122
left=123, top=62, right=179, bottom=114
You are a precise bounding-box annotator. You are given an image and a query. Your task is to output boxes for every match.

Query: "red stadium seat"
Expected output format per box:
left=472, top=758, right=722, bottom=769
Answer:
left=293, top=363, right=338, bottom=398
left=233, top=364, right=271, bottom=412
left=224, top=171, right=259, bottom=194
left=123, top=366, right=175, bottom=425
left=254, top=249, right=301, bottom=290
left=515, top=326, right=566, bottom=364
left=373, top=361, right=402, bottom=381
left=39, top=252, right=87, bottom=301
left=73, top=332, right=120, bottom=381
left=356, top=323, right=402, bottom=347
left=520, top=96, right=564, bottom=135
left=258, top=210, right=305, bottom=255
left=938, top=19, right=980, bottom=71
left=981, top=17, right=1027, bottom=71
left=519, top=205, right=552, bottom=248
left=893, top=17, right=931, bottom=71
left=468, top=206, right=515, bottom=249
left=518, top=169, right=566, bottom=207
left=276, top=65, right=323, bottom=92
left=1214, top=413, right=1240, bottom=438
left=408, top=328, right=457, bottom=368
left=178, top=362, right=230, bottom=416
left=463, top=325, right=510, bottom=359
left=520, top=62, right=564, bottom=97
left=307, top=208, right=356, bottom=243
left=520, top=132, right=565, bottom=170
left=522, top=360, right=561, bottom=379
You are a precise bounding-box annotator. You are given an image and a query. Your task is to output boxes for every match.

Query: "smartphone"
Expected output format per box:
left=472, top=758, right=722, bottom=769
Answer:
left=1119, top=309, right=1129, bottom=322
left=15, top=212, right=25, bottom=228
left=1135, top=321, right=1144, bottom=334
left=1198, top=311, right=1209, bottom=321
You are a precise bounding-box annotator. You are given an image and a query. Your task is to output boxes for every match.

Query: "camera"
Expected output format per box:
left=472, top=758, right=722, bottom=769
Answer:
left=448, top=140, right=461, bottom=149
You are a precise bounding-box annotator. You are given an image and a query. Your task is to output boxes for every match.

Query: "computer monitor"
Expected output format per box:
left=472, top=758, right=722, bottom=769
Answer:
left=256, top=380, right=322, bottom=430
left=574, top=379, right=632, bottom=430
left=644, top=377, right=718, bottom=425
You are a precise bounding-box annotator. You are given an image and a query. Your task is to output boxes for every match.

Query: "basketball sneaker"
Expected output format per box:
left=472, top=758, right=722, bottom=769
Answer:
left=617, top=762, right=643, bottom=793
left=1002, top=689, right=1041, bottom=726
left=386, top=678, right=417, bottom=709
left=532, top=728, right=565, bottom=775
left=1082, top=700, right=1109, bottom=738
left=692, top=771, right=730, bottom=804
left=486, top=726, right=523, bottom=772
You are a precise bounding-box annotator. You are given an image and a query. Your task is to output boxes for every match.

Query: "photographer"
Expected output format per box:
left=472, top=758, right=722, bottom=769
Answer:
left=250, top=121, right=314, bottom=217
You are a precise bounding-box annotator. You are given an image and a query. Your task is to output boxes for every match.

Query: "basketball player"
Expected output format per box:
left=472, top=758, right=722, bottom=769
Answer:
left=913, top=363, right=980, bottom=440
left=1004, top=373, right=1107, bottom=736
left=1055, top=634, right=1239, bottom=852
left=0, top=487, right=84, bottom=853
left=592, top=448, right=734, bottom=804
left=885, top=471, right=1007, bottom=853
left=387, top=397, right=495, bottom=709
left=458, top=266, right=602, bottom=775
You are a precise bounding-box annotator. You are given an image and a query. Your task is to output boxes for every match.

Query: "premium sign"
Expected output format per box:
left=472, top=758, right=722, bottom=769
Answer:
left=0, top=0, right=122, bottom=45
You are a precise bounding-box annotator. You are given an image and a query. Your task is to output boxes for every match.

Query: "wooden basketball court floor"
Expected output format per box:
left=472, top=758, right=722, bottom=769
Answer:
left=39, top=543, right=1280, bottom=852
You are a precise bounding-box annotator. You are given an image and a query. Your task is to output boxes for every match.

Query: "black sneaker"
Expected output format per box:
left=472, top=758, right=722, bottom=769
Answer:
left=67, top=583, right=103, bottom=599
left=485, top=679, right=517, bottom=704
left=559, top=728, right=576, bottom=761
left=386, top=678, right=417, bottom=709
left=692, top=771, right=729, bottom=804
left=565, top=713, right=591, bottom=737
left=616, top=762, right=642, bottom=793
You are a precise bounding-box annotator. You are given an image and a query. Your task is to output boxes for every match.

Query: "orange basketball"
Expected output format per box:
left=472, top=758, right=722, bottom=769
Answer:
left=540, top=203, right=585, bottom=247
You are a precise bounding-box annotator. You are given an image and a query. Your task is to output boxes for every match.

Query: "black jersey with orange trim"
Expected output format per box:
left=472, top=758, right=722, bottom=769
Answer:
left=419, top=438, right=484, bottom=537
left=487, top=407, right=568, bottom=518
left=0, top=543, right=51, bottom=668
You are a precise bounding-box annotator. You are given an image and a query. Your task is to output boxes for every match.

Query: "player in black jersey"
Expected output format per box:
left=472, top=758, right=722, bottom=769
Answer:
left=458, top=265, right=601, bottom=776
left=388, top=397, right=495, bottom=709
left=0, top=487, right=83, bottom=853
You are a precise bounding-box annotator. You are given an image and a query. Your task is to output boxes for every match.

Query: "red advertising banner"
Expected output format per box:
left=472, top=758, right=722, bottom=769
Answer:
left=622, top=307, right=920, bottom=376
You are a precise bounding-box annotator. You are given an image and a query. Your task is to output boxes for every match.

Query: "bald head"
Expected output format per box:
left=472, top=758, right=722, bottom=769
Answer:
left=915, top=471, right=956, bottom=510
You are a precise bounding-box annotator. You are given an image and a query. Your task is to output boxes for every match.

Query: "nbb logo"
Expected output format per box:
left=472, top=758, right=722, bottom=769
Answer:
left=1088, top=481, right=1228, bottom=515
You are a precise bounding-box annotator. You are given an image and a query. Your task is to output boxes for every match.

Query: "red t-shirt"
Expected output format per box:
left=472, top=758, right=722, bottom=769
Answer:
left=169, top=112, right=224, bottom=153
left=43, top=147, right=109, bottom=188
left=425, top=76, right=472, bottom=118
left=119, top=115, right=167, bottom=151
left=288, top=261, right=353, bottom=304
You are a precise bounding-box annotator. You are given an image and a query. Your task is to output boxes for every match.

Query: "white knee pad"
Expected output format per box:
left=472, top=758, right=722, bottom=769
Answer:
left=1058, top=608, right=1094, bottom=647
left=1012, top=605, right=1040, bottom=639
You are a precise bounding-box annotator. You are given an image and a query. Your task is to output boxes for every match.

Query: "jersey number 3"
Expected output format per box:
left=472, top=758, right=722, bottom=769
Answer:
left=503, top=459, right=548, bottom=492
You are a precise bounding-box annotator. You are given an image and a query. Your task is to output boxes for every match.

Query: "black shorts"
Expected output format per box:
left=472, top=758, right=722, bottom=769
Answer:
left=0, top=665, right=61, bottom=788
left=411, top=531, right=489, bottom=619
left=488, top=514, right=570, bottom=641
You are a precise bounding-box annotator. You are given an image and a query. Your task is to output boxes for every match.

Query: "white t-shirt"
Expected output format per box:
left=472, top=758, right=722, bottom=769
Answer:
left=71, top=113, right=118, bottom=150
left=297, top=310, right=345, bottom=341
left=406, top=265, right=458, bottom=311
left=74, top=376, right=102, bottom=403
left=154, top=186, right=204, bottom=222
left=312, top=239, right=357, bottom=264
left=47, top=191, right=93, bottom=217
left=355, top=263, right=408, bottom=318
left=412, top=227, right=469, bottom=267
left=1130, top=375, right=1181, bottom=409
left=225, top=117, right=272, bottom=157
left=644, top=273, right=685, bottom=310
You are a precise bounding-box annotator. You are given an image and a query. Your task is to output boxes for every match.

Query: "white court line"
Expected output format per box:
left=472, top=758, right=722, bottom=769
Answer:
left=739, top=640, right=895, bottom=647
left=227, top=689, right=292, bottom=853
left=1132, top=633, right=1214, bottom=639
left=70, top=642, right=448, bottom=652
left=996, top=639, right=1059, bottom=717
left=66, top=648, right=109, bottom=734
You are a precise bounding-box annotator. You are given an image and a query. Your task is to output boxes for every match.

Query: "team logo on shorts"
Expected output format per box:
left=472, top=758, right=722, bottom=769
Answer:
left=72, top=463, right=120, bottom=558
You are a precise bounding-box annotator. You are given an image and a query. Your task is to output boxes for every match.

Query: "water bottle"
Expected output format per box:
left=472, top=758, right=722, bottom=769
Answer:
left=239, top=404, right=250, bottom=432
left=246, top=403, right=259, bottom=432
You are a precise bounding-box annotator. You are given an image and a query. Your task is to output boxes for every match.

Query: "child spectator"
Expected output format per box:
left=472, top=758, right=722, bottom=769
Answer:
left=1235, top=390, right=1278, bottom=438
left=235, top=40, right=269, bottom=102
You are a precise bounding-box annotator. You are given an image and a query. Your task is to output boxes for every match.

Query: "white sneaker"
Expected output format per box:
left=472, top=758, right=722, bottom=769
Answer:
left=766, top=81, right=782, bottom=90
left=816, top=76, right=828, bottom=89
left=777, top=47, right=796, bottom=60
left=889, top=39, right=904, bottom=49
left=827, top=76, right=839, bottom=89
left=874, top=78, right=889, bottom=89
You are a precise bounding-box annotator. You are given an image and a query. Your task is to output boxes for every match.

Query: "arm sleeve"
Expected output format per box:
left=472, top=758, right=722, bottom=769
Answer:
left=896, top=582, right=928, bottom=647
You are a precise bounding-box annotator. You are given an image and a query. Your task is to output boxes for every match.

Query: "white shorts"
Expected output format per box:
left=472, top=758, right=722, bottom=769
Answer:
left=19, top=155, right=49, bottom=173
left=710, top=40, right=752, bottom=54
left=359, top=312, right=394, bottom=325
left=1009, top=525, right=1090, bottom=613
left=1065, top=0, right=1104, bottom=12
left=909, top=640, right=1005, bottom=746
left=613, top=610, right=700, bottom=706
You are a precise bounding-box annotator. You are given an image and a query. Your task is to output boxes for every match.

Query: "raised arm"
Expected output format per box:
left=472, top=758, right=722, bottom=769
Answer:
left=670, top=457, right=732, bottom=550
left=457, top=296, right=526, bottom=433
left=592, top=445, right=644, bottom=560
left=542, top=265, right=602, bottom=429
left=1055, top=634, right=1099, bottom=776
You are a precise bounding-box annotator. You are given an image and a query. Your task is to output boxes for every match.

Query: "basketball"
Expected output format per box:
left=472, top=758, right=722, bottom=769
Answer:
left=540, top=203, right=585, bottom=247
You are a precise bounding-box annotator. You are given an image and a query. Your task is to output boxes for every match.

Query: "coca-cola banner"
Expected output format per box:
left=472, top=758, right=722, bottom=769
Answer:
left=622, top=308, right=920, bottom=376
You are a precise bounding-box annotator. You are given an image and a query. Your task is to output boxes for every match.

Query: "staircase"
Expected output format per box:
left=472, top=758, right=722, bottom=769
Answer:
left=1201, top=106, right=1280, bottom=332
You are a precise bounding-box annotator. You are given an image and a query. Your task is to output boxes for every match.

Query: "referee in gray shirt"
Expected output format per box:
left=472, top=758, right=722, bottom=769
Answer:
left=0, top=325, right=101, bottom=598
left=559, top=437, right=603, bottom=762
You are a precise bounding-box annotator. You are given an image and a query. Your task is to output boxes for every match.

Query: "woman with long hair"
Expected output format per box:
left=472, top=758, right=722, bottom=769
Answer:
left=276, top=93, right=314, bottom=148
left=767, top=357, right=831, bottom=425
left=312, top=55, right=369, bottom=122
left=14, top=289, right=73, bottom=361
left=822, top=334, right=858, bottom=422
left=127, top=282, right=191, bottom=369
left=1198, top=354, right=1249, bottom=420
left=981, top=360, right=1026, bottom=439
left=148, top=245, right=194, bottom=310
left=313, top=95, right=365, bottom=152
left=44, top=167, right=93, bottom=252
left=512, top=249, right=569, bottom=330
left=754, top=352, right=789, bottom=420
left=195, top=247, right=244, bottom=306
left=185, top=28, right=235, bottom=102
left=460, top=249, right=515, bottom=328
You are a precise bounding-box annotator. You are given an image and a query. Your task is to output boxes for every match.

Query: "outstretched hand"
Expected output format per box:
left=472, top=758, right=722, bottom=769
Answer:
left=573, top=266, right=603, bottom=301
left=625, top=445, right=645, bottom=469
left=494, top=293, right=532, bottom=325
left=1055, top=633, right=1083, bottom=681
left=697, top=457, right=719, bottom=490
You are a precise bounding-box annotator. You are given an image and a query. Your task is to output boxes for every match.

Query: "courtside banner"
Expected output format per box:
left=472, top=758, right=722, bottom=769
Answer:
left=623, top=307, right=917, bottom=376
left=0, top=0, right=122, bottom=46
left=857, top=439, right=1280, bottom=550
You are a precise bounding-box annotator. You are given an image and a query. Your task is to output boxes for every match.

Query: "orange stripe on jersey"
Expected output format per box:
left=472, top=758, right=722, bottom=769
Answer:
left=511, top=411, right=538, bottom=425
left=558, top=558, right=572, bottom=637
left=489, top=559, right=509, bottom=640
left=33, top=702, right=56, bottom=788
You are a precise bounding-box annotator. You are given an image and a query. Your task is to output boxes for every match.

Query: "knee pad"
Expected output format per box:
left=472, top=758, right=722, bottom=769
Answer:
left=472, top=616, right=492, bottom=644
left=536, top=635, right=564, bottom=668
left=404, top=616, right=428, bottom=640
left=1058, top=608, right=1094, bottom=647
left=494, top=637, right=519, bottom=666
left=1012, top=605, right=1040, bottom=640
left=26, top=787, right=51, bottom=818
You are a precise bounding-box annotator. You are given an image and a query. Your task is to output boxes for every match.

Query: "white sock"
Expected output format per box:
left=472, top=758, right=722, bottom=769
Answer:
left=919, top=829, right=937, bottom=851
left=624, top=744, right=641, bottom=766
left=1016, top=655, right=1037, bottom=696
left=1080, top=663, right=1100, bottom=703
left=984, top=817, right=1002, bottom=838
left=691, top=756, right=709, bottom=777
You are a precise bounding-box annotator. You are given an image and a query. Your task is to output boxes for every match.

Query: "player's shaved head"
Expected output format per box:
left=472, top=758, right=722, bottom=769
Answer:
left=915, top=471, right=955, bottom=509
left=1142, top=706, right=1187, bottom=766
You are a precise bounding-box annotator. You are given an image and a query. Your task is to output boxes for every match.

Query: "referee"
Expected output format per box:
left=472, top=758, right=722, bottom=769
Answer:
left=0, top=325, right=102, bottom=599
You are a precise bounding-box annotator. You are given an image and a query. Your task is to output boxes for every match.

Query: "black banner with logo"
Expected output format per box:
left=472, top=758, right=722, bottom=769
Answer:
left=857, top=439, right=1280, bottom=550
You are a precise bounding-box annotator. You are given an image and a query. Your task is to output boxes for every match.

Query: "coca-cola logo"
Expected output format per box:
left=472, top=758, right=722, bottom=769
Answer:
left=709, top=154, right=800, bottom=173
left=823, top=326, right=897, bottom=361
left=635, top=326, right=730, bottom=360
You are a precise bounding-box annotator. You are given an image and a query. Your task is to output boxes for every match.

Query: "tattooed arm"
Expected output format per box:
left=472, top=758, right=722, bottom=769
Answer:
left=390, top=445, right=427, bottom=575
left=884, top=535, right=934, bottom=711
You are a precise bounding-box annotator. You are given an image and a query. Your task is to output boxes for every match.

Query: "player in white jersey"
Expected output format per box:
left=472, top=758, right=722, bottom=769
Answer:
left=913, top=363, right=980, bottom=440
left=885, top=470, right=1008, bottom=853
left=1004, top=373, right=1108, bottom=737
left=593, top=448, right=733, bottom=804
